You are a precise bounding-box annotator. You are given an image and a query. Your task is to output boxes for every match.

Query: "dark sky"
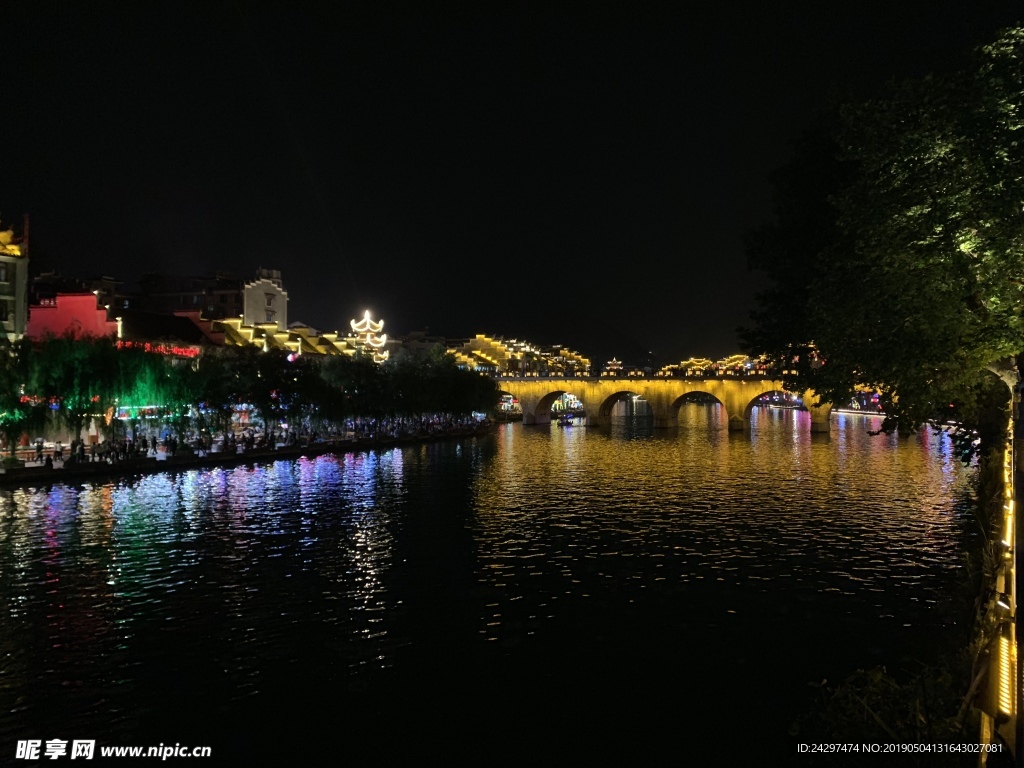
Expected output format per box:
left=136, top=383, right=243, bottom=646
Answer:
left=3, top=3, right=1021, bottom=365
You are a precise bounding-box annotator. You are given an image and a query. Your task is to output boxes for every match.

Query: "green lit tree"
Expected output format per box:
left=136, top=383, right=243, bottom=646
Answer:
left=28, top=335, right=120, bottom=445
left=0, top=338, right=39, bottom=457
left=108, top=343, right=170, bottom=440
left=742, top=27, right=1024, bottom=450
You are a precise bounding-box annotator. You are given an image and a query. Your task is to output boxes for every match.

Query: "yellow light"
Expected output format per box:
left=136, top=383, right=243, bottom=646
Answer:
left=999, top=630, right=1015, bottom=716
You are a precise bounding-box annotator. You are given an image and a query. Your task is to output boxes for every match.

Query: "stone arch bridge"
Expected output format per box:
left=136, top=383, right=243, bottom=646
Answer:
left=497, top=377, right=832, bottom=432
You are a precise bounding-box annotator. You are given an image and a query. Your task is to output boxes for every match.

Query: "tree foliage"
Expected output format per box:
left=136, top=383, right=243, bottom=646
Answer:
left=384, top=346, right=499, bottom=417
left=28, top=335, right=120, bottom=443
left=742, top=28, right=1024, bottom=445
left=0, top=337, right=498, bottom=449
left=0, top=338, right=39, bottom=455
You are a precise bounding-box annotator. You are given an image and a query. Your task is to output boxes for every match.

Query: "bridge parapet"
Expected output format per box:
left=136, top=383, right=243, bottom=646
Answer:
left=492, top=373, right=784, bottom=382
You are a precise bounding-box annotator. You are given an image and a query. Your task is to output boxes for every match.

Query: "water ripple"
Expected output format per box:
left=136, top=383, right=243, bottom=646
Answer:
left=0, top=409, right=974, bottom=755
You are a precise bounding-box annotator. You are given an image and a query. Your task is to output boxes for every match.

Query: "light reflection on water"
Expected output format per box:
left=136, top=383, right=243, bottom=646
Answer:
left=473, top=407, right=969, bottom=646
left=0, top=406, right=974, bottom=759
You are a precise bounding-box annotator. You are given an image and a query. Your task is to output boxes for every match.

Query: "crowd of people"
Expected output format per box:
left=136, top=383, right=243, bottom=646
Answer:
left=31, top=435, right=175, bottom=466
left=8, top=411, right=492, bottom=472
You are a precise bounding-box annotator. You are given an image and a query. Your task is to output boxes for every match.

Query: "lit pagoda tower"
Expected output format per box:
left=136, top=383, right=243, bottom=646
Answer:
left=604, top=357, right=623, bottom=376
left=350, top=310, right=389, bottom=363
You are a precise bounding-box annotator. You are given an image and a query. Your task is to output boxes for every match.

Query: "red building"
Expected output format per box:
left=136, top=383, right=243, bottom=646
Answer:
left=25, top=293, right=117, bottom=340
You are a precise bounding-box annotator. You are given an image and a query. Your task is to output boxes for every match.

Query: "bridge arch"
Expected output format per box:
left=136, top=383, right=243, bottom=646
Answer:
left=742, top=388, right=791, bottom=420
left=665, top=390, right=727, bottom=429
left=740, top=387, right=832, bottom=433
left=519, top=388, right=582, bottom=425
left=591, top=390, right=649, bottom=426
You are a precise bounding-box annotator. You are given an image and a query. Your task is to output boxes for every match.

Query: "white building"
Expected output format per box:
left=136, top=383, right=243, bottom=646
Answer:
left=242, top=268, right=288, bottom=331
left=0, top=219, right=28, bottom=341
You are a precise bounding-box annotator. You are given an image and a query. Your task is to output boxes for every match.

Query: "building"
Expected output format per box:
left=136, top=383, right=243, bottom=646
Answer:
left=137, top=270, right=244, bottom=319
left=31, top=271, right=127, bottom=312
left=602, top=357, right=624, bottom=376
left=23, top=257, right=401, bottom=365
left=447, top=334, right=591, bottom=376
left=242, top=268, right=288, bottom=330
left=133, top=267, right=289, bottom=331
left=116, top=309, right=208, bottom=355
left=655, top=355, right=767, bottom=377
left=25, top=291, right=207, bottom=360
left=25, top=293, right=117, bottom=340
left=200, top=312, right=395, bottom=360
left=0, top=217, right=29, bottom=341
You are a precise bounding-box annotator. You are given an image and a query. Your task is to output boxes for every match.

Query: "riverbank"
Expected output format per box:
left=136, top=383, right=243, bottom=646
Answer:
left=0, top=424, right=493, bottom=488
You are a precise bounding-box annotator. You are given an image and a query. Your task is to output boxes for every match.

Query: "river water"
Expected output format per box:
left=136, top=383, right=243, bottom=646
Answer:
left=0, top=405, right=975, bottom=763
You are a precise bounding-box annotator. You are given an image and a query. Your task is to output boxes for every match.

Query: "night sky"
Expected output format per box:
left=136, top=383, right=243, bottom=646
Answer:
left=3, top=3, right=1021, bottom=366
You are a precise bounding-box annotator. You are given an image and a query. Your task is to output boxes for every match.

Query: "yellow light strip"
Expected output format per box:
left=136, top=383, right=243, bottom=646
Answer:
left=997, top=420, right=1017, bottom=721
left=999, top=630, right=1015, bottom=716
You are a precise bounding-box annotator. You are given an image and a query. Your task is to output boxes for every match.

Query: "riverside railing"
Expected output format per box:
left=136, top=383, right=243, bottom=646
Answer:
left=979, top=417, right=1019, bottom=763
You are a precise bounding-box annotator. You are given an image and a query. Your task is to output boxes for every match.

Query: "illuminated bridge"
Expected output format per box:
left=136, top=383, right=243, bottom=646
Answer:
left=496, top=375, right=832, bottom=431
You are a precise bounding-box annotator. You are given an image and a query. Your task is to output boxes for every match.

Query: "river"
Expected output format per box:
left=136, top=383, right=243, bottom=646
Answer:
left=0, top=405, right=975, bottom=763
